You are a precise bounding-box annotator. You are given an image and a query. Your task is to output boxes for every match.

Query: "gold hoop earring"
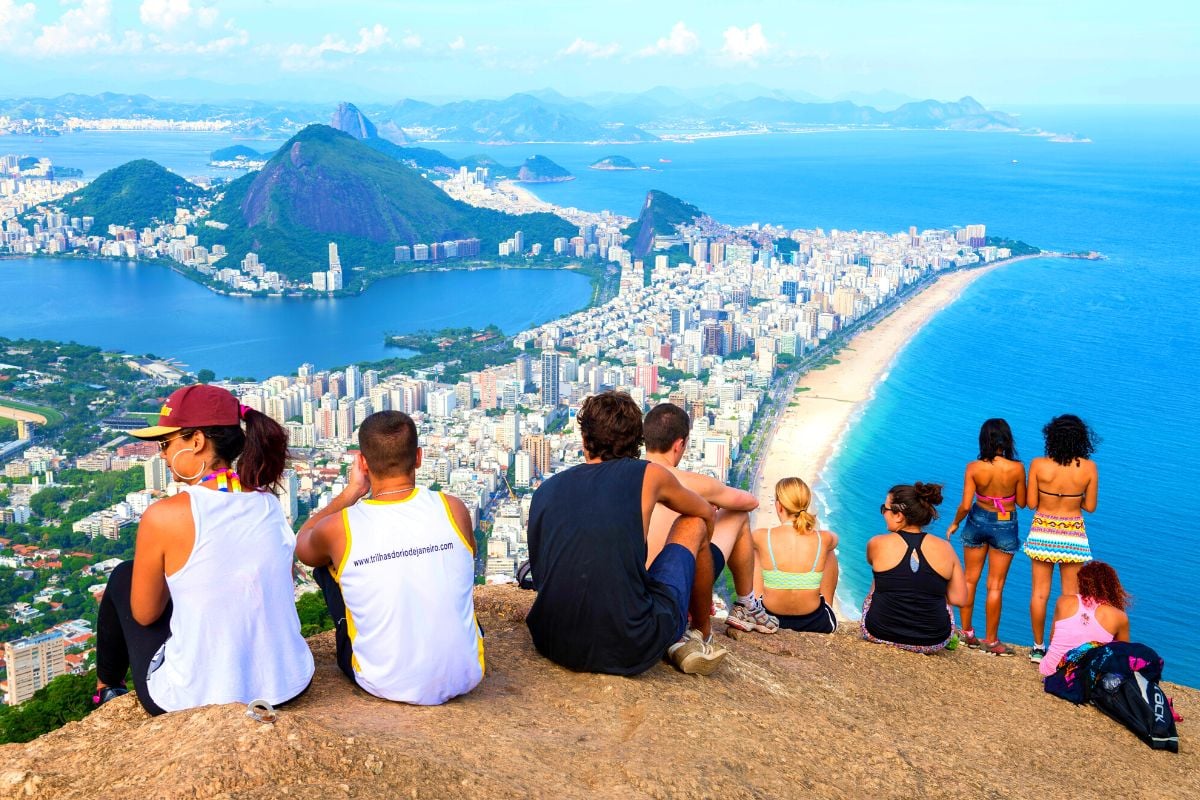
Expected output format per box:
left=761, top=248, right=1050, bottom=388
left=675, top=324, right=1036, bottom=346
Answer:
left=170, top=448, right=208, bottom=483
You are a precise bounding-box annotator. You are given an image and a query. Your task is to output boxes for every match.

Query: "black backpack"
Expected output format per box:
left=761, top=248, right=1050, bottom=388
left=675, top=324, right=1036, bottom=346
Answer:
left=1091, top=670, right=1179, bottom=752
left=515, top=560, right=535, bottom=590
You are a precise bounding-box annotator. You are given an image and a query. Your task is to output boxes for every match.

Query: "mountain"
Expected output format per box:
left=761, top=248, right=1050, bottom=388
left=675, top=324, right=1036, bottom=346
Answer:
left=381, top=93, right=659, bottom=143
left=330, top=102, right=379, bottom=140
left=834, top=89, right=918, bottom=111
left=884, top=96, right=1019, bottom=130
left=458, top=154, right=512, bottom=174
left=198, top=125, right=574, bottom=281
left=712, top=98, right=883, bottom=125
left=515, top=155, right=572, bottom=183
left=590, top=155, right=640, bottom=170
left=51, top=160, right=204, bottom=230
left=623, top=190, right=703, bottom=257
left=210, top=145, right=270, bottom=161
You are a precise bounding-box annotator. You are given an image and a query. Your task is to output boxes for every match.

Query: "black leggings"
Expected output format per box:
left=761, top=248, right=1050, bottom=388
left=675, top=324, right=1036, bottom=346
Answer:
left=95, top=560, right=171, bottom=716
left=313, top=566, right=358, bottom=685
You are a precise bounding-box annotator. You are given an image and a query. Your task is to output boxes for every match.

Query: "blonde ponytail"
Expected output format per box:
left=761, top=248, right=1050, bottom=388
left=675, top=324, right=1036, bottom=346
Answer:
left=792, top=510, right=816, bottom=533
left=775, top=477, right=816, bottom=534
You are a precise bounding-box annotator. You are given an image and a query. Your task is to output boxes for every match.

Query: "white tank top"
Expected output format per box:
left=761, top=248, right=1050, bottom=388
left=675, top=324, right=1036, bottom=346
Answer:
left=146, top=486, right=314, bottom=712
left=334, top=488, right=484, bottom=705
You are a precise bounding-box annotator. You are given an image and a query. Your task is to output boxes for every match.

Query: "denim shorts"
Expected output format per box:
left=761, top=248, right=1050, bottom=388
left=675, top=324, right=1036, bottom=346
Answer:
left=960, top=505, right=1020, bottom=554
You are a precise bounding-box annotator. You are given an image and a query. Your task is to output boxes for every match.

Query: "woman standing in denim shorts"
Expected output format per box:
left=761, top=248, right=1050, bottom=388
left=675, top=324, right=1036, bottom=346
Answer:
left=945, top=419, right=1026, bottom=656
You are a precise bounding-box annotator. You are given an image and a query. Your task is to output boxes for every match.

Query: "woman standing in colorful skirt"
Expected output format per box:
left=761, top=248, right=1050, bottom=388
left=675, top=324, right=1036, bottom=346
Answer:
left=1025, top=414, right=1099, bottom=665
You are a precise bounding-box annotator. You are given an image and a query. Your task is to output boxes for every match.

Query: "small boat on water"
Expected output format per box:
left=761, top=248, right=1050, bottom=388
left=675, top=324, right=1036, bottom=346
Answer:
left=658, top=158, right=671, bottom=163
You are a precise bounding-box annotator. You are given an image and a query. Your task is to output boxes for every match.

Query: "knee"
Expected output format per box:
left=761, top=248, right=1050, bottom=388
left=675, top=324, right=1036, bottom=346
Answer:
left=715, top=508, right=749, bottom=528
left=107, top=559, right=135, bottom=590
left=672, top=514, right=710, bottom=545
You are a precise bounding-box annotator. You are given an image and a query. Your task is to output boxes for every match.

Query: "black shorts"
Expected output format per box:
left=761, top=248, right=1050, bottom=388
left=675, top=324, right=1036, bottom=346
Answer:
left=766, top=597, right=838, bottom=634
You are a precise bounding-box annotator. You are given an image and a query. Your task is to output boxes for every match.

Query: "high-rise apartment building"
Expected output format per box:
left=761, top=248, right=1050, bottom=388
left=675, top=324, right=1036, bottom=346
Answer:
left=4, top=631, right=66, bottom=706
left=540, top=351, right=560, bottom=407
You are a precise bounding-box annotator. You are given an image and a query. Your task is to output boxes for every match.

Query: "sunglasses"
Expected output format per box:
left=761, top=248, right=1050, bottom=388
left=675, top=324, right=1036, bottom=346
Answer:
left=157, top=433, right=186, bottom=452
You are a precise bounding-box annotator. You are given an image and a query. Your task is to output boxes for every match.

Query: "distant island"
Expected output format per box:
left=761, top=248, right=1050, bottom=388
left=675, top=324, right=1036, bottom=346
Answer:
left=590, top=155, right=643, bottom=171
left=515, top=155, right=573, bottom=183
left=209, top=145, right=271, bottom=162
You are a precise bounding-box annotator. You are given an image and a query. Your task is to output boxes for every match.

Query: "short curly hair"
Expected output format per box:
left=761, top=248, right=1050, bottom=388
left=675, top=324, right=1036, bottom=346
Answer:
left=1043, top=414, right=1099, bottom=466
left=578, top=391, right=643, bottom=461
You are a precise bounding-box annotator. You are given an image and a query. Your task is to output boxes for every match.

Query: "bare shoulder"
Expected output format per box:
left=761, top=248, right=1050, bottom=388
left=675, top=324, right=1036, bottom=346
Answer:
left=821, top=529, right=839, bottom=549
left=643, top=461, right=673, bottom=483
left=1054, top=594, right=1077, bottom=616
left=142, top=492, right=192, bottom=528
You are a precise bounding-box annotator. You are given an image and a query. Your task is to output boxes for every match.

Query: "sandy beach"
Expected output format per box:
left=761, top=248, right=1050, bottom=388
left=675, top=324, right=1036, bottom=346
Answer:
left=750, top=257, right=1046, bottom=617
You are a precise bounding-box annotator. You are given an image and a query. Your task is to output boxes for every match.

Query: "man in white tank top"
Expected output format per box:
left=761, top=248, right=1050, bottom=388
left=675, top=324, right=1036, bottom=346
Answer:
left=296, top=411, right=484, bottom=705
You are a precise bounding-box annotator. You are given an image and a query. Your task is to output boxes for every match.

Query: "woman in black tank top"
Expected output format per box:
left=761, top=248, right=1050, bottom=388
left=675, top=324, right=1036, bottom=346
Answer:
left=861, top=483, right=968, bottom=654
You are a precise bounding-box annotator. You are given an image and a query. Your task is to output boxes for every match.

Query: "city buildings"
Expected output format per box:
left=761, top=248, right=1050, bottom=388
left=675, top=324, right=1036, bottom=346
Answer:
left=4, top=631, right=66, bottom=706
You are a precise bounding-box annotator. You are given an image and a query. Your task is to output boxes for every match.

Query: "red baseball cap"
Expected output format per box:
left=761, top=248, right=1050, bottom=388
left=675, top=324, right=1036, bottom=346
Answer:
left=130, top=384, right=242, bottom=439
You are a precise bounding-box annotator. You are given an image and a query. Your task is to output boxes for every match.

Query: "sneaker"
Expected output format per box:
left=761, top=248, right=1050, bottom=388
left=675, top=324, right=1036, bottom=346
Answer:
left=668, top=629, right=728, bottom=675
left=93, top=686, right=128, bottom=706
left=1029, top=645, right=1047, bottom=663
left=725, top=600, right=780, bottom=634
left=980, top=640, right=1015, bottom=657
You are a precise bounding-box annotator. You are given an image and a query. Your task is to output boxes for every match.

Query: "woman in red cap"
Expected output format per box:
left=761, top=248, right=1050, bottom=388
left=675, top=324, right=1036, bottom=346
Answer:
left=93, top=383, right=314, bottom=714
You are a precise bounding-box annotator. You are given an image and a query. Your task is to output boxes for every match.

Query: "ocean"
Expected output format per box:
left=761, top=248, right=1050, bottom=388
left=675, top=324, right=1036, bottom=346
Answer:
left=436, top=108, right=1200, bottom=684
left=3, top=108, right=1197, bottom=683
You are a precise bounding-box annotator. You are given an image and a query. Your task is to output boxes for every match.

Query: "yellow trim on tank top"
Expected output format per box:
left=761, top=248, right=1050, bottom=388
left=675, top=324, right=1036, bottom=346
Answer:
left=333, top=508, right=354, bottom=580
left=439, top=491, right=474, bottom=551
left=474, top=613, right=486, bottom=676
left=362, top=487, right=421, bottom=505
left=329, top=521, right=362, bottom=675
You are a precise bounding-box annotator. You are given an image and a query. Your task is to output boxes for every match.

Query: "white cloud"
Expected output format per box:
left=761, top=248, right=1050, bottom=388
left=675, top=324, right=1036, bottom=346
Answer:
left=400, top=33, right=422, bottom=49
left=559, top=37, right=619, bottom=60
left=140, top=0, right=187, bottom=30
left=152, top=28, right=248, bottom=55
left=638, top=21, right=698, bottom=57
left=278, top=24, right=392, bottom=70
left=33, top=0, right=116, bottom=56
left=0, top=0, right=36, bottom=46
left=448, top=35, right=465, bottom=51
left=721, top=23, right=771, bottom=63
left=196, top=5, right=218, bottom=27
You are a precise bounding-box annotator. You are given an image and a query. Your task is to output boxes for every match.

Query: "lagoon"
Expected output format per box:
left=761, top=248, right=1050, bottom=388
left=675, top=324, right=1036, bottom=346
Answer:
left=0, top=257, right=591, bottom=378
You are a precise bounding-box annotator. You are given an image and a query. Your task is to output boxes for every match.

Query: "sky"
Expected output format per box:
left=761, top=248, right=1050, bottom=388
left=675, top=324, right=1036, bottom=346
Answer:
left=0, top=0, right=1196, bottom=105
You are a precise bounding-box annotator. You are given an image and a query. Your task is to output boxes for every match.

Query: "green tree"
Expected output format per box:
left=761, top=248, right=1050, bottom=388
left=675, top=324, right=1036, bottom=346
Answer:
left=0, top=671, right=98, bottom=744
left=196, top=369, right=216, bottom=384
left=295, top=591, right=333, bottom=638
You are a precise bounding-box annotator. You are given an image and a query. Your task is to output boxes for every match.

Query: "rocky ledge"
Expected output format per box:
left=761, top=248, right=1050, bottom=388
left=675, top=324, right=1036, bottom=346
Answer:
left=1, top=586, right=1195, bottom=799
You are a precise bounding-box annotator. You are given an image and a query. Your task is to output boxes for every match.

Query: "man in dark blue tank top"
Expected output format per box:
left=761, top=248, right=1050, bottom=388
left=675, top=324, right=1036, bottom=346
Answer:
left=526, top=392, right=724, bottom=676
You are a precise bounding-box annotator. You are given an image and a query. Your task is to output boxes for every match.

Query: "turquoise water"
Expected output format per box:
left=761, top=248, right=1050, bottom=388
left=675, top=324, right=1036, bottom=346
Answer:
left=4, top=109, right=1197, bottom=682
left=440, top=108, right=1200, bottom=684
left=0, top=259, right=591, bottom=377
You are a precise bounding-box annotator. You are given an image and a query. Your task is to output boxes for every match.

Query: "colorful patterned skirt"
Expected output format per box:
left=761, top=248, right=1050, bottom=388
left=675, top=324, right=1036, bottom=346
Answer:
left=1023, top=512, right=1092, bottom=563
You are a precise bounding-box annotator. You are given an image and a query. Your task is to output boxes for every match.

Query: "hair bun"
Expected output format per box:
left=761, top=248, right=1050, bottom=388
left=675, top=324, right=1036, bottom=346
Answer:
left=913, top=482, right=944, bottom=506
